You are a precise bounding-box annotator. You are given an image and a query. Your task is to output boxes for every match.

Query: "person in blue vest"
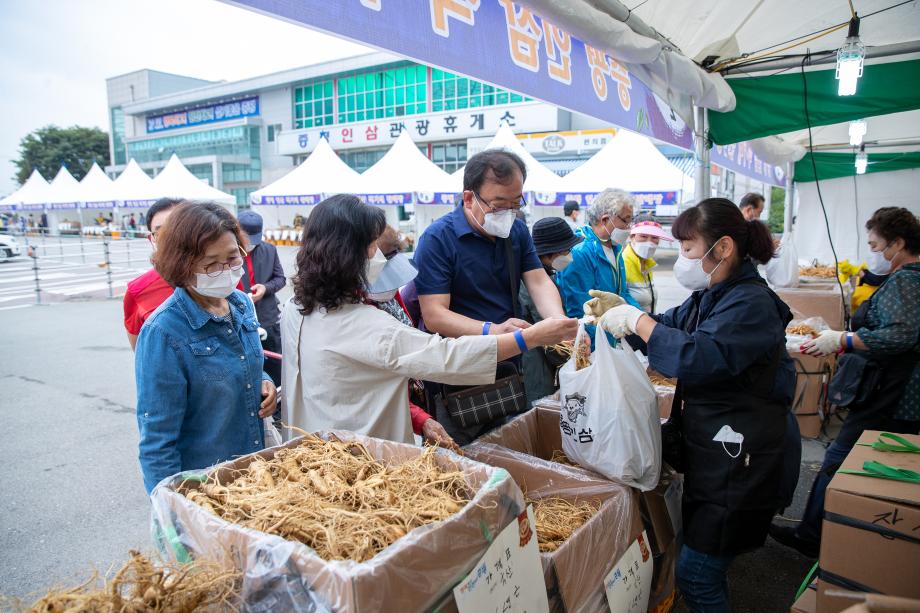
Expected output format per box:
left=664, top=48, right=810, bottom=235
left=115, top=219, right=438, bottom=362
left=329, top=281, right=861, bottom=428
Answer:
left=556, top=188, right=640, bottom=345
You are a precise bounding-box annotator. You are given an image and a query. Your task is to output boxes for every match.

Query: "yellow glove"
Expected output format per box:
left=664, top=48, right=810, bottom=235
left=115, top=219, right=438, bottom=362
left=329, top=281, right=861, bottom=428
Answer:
left=583, top=289, right=625, bottom=320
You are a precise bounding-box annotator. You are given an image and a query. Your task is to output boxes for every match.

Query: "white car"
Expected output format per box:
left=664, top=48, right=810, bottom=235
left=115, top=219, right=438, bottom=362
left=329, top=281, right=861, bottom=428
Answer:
left=0, top=234, right=22, bottom=260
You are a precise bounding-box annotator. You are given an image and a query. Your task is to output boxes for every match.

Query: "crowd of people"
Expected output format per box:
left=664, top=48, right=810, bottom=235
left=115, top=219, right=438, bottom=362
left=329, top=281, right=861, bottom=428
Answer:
left=125, top=147, right=920, bottom=612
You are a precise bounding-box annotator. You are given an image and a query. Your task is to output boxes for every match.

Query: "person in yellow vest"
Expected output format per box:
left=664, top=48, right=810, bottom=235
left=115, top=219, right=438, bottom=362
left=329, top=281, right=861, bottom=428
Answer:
left=622, top=220, right=674, bottom=314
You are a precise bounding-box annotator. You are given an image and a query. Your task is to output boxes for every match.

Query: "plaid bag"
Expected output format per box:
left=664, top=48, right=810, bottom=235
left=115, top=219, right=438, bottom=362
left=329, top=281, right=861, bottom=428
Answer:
left=442, top=362, right=527, bottom=428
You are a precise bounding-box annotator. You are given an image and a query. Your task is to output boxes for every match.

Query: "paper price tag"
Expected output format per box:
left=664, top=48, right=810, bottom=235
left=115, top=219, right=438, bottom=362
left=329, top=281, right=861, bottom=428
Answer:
left=604, top=530, right=653, bottom=613
left=454, top=505, right=549, bottom=613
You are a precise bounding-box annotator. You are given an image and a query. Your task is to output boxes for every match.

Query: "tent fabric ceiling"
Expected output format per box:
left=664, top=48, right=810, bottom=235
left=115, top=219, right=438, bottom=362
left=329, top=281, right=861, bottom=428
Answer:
left=708, top=58, right=920, bottom=145
left=794, top=150, right=920, bottom=181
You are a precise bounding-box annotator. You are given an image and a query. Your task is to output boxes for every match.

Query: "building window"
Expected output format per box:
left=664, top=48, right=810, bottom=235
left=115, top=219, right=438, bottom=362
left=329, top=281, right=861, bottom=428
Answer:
left=430, top=141, right=467, bottom=173
left=110, top=107, right=126, bottom=166
left=338, top=147, right=390, bottom=173
left=430, top=69, right=526, bottom=112
left=293, top=80, right=334, bottom=129
left=336, top=64, right=427, bottom=124
left=267, top=123, right=282, bottom=142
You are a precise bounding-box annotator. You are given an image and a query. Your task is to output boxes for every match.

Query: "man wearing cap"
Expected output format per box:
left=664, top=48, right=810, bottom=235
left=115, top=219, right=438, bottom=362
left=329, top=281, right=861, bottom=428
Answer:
left=238, top=210, right=287, bottom=385
left=520, top=217, right=583, bottom=403
left=622, top=220, right=674, bottom=314
left=562, top=200, right=581, bottom=232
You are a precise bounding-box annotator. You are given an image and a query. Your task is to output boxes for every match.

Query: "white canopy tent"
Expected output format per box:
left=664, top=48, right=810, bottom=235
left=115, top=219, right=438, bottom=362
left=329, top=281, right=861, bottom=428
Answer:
left=43, top=167, right=83, bottom=232
left=354, top=130, right=456, bottom=229
left=78, top=163, right=118, bottom=208
left=112, top=159, right=159, bottom=209
left=0, top=169, right=50, bottom=211
left=250, top=138, right=361, bottom=228
left=559, top=128, right=694, bottom=216
left=152, top=154, right=236, bottom=207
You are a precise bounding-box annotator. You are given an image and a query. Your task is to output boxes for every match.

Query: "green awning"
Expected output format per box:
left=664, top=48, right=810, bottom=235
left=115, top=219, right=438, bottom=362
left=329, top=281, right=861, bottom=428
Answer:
left=794, top=151, right=920, bottom=182
left=709, top=59, right=920, bottom=146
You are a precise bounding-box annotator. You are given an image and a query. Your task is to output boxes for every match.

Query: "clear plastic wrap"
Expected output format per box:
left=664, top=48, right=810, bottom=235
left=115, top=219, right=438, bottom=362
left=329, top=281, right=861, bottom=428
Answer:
left=785, top=316, right=831, bottom=353
left=463, top=442, right=642, bottom=613
left=150, top=431, right=525, bottom=613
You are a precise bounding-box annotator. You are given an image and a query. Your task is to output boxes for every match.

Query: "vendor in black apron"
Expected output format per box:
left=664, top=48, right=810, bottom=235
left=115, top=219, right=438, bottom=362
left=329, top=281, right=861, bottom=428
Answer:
left=587, top=199, right=795, bottom=613
left=770, top=206, right=920, bottom=558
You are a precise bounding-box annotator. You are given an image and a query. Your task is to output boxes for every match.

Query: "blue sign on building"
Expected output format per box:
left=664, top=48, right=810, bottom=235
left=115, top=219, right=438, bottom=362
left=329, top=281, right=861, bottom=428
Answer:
left=146, top=97, right=260, bottom=133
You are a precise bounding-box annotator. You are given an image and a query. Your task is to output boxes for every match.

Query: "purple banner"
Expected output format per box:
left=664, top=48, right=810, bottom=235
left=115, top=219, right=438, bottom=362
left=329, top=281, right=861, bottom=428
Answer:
left=711, top=142, right=786, bottom=186
left=223, top=0, right=693, bottom=150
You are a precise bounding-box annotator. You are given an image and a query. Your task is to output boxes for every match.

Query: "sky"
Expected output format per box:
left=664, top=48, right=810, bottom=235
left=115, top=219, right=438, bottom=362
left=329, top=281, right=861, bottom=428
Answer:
left=0, top=0, right=372, bottom=196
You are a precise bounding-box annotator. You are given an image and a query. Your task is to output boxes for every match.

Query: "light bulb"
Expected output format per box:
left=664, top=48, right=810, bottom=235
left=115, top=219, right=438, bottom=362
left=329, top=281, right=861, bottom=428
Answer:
left=836, top=22, right=865, bottom=97
left=849, top=119, right=867, bottom=146
left=855, top=150, right=868, bottom=174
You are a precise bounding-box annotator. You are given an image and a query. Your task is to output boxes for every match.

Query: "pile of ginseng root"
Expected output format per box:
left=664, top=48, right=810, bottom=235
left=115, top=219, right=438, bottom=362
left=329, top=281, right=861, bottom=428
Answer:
left=181, top=435, right=474, bottom=563
left=528, top=497, right=601, bottom=553
left=551, top=333, right=593, bottom=370
left=20, top=550, right=239, bottom=612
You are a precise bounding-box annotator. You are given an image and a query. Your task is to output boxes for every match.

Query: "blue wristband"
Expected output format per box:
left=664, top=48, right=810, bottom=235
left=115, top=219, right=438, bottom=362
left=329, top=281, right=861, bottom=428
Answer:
left=513, top=329, right=528, bottom=352
left=845, top=333, right=854, bottom=351
left=482, top=321, right=492, bottom=335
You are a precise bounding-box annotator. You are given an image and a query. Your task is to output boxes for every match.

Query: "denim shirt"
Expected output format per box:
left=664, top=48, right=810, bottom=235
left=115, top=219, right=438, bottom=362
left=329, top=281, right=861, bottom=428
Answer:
left=135, top=288, right=270, bottom=493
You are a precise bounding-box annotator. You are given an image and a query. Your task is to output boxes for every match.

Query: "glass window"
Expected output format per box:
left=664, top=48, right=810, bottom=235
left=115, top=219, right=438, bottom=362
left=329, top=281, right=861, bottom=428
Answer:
left=428, top=140, right=468, bottom=173
left=292, top=79, right=334, bottom=129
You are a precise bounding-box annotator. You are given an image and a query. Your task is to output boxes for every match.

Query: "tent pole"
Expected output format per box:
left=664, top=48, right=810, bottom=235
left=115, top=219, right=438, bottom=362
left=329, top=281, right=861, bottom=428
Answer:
left=694, top=106, right=711, bottom=202
left=783, top=162, right=795, bottom=234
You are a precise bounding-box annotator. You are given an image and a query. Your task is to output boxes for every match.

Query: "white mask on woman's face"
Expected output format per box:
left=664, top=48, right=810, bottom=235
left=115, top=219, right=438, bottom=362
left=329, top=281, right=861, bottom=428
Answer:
left=365, top=247, right=387, bottom=285
left=632, top=241, right=657, bottom=260
left=551, top=253, right=573, bottom=271
left=673, top=242, right=723, bottom=291
left=866, top=243, right=898, bottom=275
left=192, top=267, right=244, bottom=298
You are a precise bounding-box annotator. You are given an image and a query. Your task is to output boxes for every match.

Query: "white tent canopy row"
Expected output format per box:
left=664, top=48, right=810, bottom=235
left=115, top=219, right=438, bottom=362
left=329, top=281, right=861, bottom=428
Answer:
left=0, top=155, right=235, bottom=211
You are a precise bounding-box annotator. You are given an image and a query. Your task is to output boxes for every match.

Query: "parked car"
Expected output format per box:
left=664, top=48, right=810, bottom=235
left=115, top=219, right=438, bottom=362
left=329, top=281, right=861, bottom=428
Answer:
left=0, top=233, right=22, bottom=260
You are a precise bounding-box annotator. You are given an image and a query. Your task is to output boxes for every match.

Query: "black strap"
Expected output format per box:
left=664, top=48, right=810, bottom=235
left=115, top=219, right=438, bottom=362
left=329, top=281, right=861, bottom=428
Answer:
left=504, top=238, right=520, bottom=319
left=241, top=255, right=252, bottom=293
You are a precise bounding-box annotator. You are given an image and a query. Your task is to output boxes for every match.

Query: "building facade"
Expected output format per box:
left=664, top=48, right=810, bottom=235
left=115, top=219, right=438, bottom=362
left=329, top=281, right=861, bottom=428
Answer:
left=106, top=52, right=653, bottom=207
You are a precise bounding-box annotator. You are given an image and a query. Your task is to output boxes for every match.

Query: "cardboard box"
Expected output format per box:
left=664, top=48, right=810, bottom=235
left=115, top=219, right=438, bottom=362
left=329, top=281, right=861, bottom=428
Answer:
left=791, top=586, right=817, bottom=612
left=841, top=594, right=920, bottom=612
left=150, top=433, right=525, bottom=613
left=789, top=352, right=835, bottom=434
left=818, top=431, right=920, bottom=612
left=775, top=286, right=847, bottom=330
left=464, top=442, right=643, bottom=613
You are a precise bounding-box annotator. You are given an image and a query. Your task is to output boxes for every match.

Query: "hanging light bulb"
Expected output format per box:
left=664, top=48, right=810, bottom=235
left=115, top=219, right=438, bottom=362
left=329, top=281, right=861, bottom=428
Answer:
left=855, top=144, right=868, bottom=175
left=836, top=16, right=866, bottom=96
left=849, top=119, right=867, bottom=146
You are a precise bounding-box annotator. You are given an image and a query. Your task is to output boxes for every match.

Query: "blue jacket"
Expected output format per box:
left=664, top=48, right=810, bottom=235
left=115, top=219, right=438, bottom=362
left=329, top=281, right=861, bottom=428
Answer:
left=135, top=288, right=271, bottom=494
left=556, top=225, right=640, bottom=318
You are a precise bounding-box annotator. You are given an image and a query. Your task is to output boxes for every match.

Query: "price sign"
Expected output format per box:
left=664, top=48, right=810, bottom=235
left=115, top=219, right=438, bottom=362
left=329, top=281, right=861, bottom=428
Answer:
left=454, top=505, right=549, bottom=613
left=604, top=531, right=653, bottom=613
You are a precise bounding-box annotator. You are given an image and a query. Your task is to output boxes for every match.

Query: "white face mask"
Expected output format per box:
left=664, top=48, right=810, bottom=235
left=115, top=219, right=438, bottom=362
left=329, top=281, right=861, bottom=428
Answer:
left=866, top=244, right=897, bottom=275
left=601, top=220, right=630, bottom=246
left=193, top=267, right=243, bottom=298
left=632, top=242, right=657, bottom=260
left=365, top=247, right=387, bottom=285
left=551, top=253, right=573, bottom=271
left=474, top=196, right=516, bottom=239
left=367, top=289, right=398, bottom=302
left=673, top=242, right=724, bottom=291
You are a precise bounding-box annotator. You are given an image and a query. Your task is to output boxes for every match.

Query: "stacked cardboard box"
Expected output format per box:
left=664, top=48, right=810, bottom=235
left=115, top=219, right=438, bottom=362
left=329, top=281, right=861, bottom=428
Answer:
left=775, top=285, right=847, bottom=330
left=817, top=431, right=920, bottom=612
left=789, top=352, right=836, bottom=439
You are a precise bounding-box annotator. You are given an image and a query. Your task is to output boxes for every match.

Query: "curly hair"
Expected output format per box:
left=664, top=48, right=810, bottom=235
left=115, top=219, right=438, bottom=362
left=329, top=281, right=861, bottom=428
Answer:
left=587, top=188, right=634, bottom=225
left=866, top=207, right=920, bottom=254
left=292, top=194, right=386, bottom=314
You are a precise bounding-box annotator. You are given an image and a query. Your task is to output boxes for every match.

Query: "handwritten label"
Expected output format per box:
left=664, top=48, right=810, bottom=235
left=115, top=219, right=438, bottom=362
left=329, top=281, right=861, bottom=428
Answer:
left=605, top=531, right=653, bottom=613
left=454, top=505, right=549, bottom=613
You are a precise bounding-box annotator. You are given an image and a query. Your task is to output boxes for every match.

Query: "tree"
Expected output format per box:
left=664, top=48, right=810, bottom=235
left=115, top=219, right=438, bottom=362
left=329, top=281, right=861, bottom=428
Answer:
left=769, top=186, right=786, bottom=234
left=12, top=125, right=109, bottom=185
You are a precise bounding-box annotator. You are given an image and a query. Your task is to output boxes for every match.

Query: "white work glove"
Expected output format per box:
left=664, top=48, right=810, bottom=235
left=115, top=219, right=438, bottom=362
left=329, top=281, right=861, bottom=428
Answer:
left=802, top=330, right=844, bottom=356
left=257, top=327, right=268, bottom=341
left=598, top=304, right=645, bottom=339
left=583, top=289, right=626, bottom=321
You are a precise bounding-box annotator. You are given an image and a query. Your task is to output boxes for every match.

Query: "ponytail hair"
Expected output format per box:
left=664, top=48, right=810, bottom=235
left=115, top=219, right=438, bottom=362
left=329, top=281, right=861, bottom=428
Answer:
left=672, top=198, right=776, bottom=266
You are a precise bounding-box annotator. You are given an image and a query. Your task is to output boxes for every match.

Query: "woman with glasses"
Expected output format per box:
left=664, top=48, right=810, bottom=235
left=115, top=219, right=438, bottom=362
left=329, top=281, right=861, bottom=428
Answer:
left=134, top=201, right=277, bottom=494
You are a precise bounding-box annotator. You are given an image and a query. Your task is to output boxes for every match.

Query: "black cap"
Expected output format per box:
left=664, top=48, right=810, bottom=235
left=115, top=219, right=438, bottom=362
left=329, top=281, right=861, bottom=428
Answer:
left=563, top=200, right=580, bottom=216
left=532, top=217, right=582, bottom=256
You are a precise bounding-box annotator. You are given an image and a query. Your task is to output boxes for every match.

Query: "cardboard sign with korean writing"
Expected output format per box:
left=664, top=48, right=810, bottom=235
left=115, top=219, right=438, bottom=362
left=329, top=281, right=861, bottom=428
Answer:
left=604, top=531, right=653, bottom=613
left=454, top=505, right=549, bottom=613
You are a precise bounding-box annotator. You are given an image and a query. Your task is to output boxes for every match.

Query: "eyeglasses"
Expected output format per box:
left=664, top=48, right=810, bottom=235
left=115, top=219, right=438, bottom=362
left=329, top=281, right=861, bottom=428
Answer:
left=202, top=247, right=246, bottom=277
left=615, top=212, right=634, bottom=227
left=473, top=191, right=527, bottom=212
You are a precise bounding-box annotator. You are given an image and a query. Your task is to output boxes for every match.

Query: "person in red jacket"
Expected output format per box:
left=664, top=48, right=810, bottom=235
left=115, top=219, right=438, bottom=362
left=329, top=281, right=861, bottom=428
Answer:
left=123, top=198, right=180, bottom=349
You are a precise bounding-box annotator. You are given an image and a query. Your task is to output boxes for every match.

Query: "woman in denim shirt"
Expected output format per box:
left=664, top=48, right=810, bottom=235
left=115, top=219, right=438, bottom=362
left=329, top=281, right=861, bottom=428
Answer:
left=135, top=201, right=277, bottom=494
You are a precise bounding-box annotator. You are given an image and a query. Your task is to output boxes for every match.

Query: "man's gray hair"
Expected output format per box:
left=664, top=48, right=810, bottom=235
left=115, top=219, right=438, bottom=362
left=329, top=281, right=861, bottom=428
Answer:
left=587, top=188, right=635, bottom=225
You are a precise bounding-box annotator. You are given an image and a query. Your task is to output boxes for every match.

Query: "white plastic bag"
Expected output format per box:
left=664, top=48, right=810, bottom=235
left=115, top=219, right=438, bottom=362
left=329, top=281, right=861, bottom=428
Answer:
left=263, top=417, right=283, bottom=448
left=766, top=232, right=799, bottom=288
left=558, top=324, right=662, bottom=491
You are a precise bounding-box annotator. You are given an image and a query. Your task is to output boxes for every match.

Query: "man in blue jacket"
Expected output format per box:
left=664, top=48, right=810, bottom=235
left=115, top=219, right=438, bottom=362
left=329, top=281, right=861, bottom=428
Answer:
left=556, top=188, right=640, bottom=337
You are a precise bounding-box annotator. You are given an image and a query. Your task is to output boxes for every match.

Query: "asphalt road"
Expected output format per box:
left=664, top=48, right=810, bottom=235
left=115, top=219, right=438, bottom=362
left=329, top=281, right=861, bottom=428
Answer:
left=0, top=242, right=823, bottom=610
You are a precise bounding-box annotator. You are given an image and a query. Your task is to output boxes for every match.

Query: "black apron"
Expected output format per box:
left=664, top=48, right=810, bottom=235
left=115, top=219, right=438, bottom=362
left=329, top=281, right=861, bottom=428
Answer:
left=678, top=278, right=790, bottom=557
